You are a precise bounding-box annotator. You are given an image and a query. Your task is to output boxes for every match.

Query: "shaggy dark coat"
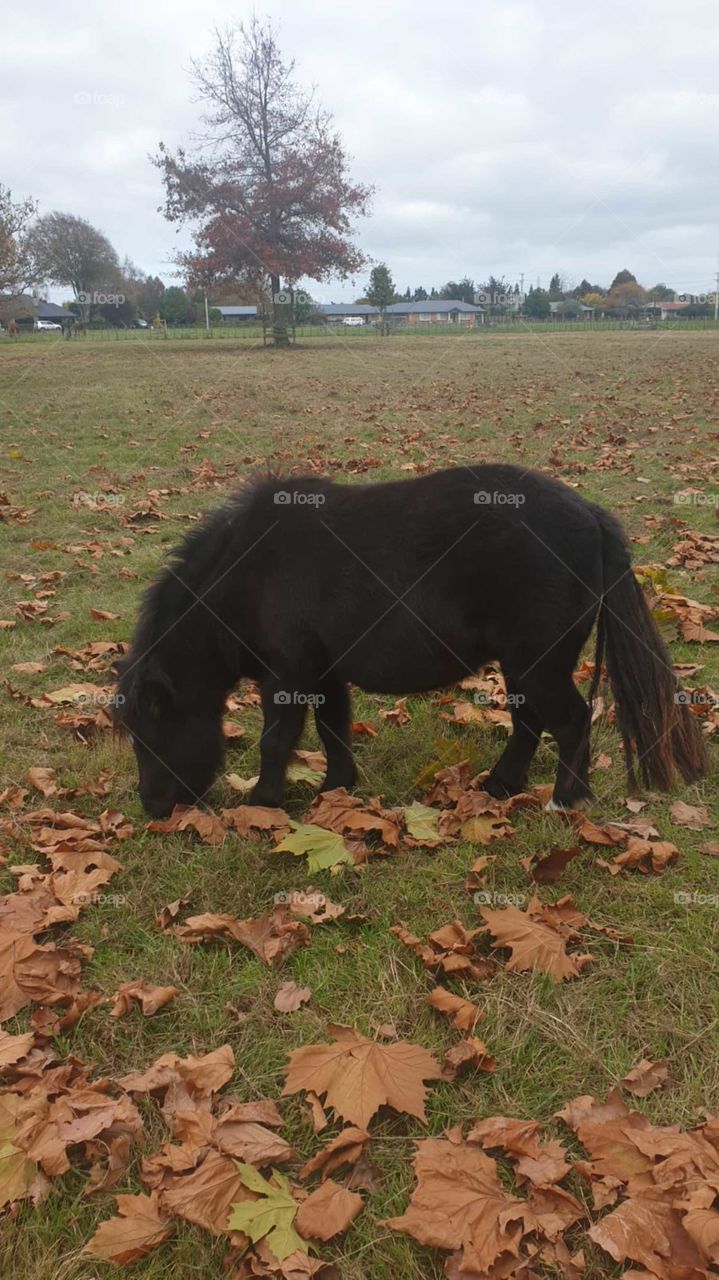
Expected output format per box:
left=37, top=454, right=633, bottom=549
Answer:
left=116, top=464, right=708, bottom=816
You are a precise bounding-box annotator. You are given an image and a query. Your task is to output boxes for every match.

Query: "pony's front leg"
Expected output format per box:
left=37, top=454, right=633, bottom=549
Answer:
left=314, top=678, right=356, bottom=792
left=250, top=683, right=307, bottom=808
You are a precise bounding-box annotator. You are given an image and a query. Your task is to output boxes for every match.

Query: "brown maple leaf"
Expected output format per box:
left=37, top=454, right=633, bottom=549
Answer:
left=299, top=1126, right=369, bottom=1181
left=283, top=1025, right=441, bottom=1128
left=620, top=1058, right=669, bottom=1098
left=147, top=805, right=226, bottom=845
left=381, top=1136, right=537, bottom=1272
left=84, top=1190, right=174, bottom=1263
left=174, top=907, right=309, bottom=966
left=110, top=981, right=179, bottom=1018
left=426, top=987, right=483, bottom=1032
left=480, top=898, right=593, bottom=981
left=294, top=1177, right=363, bottom=1241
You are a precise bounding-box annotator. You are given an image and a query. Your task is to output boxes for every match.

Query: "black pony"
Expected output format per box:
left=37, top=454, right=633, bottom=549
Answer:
left=115, top=464, right=708, bottom=817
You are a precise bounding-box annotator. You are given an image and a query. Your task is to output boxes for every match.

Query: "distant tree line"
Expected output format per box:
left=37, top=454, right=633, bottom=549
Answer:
left=2, top=181, right=714, bottom=332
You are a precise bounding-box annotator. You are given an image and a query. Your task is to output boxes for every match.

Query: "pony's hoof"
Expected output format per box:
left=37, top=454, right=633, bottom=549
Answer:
left=544, top=795, right=593, bottom=813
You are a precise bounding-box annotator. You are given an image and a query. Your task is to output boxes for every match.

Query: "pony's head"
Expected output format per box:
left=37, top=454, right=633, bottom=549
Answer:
left=114, top=648, right=226, bottom=818
left=114, top=489, right=261, bottom=816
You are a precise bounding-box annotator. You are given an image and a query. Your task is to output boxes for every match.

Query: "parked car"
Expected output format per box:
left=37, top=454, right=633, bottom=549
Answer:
left=36, top=320, right=62, bottom=332
left=342, top=316, right=365, bottom=327
left=135, top=318, right=149, bottom=329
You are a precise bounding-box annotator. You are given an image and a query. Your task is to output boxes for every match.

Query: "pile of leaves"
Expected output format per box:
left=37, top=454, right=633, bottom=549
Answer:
left=381, top=1077, right=719, bottom=1278
left=0, top=798, right=130, bottom=1023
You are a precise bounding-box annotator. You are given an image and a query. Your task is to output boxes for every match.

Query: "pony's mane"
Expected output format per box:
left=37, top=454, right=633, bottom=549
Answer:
left=121, top=478, right=268, bottom=680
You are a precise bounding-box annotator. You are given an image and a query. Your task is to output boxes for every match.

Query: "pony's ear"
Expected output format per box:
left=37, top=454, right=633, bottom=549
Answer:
left=141, top=660, right=175, bottom=719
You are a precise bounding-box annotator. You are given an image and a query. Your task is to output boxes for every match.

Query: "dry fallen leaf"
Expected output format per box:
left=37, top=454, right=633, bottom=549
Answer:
left=597, top=837, right=678, bottom=876
left=147, top=805, right=226, bottom=846
left=426, top=987, right=483, bottom=1032
left=283, top=1025, right=441, bottom=1129
left=521, top=845, right=582, bottom=883
left=480, top=898, right=593, bottom=981
left=84, top=1190, right=174, bottom=1264
left=274, top=981, right=312, bottom=1013
left=380, top=1136, right=535, bottom=1272
left=295, top=1176, right=363, bottom=1240
left=670, top=800, right=709, bottom=830
left=620, top=1058, right=669, bottom=1098
left=299, top=1126, right=369, bottom=1181
left=26, top=767, right=57, bottom=797
left=442, top=1037, right=496, bottom=1079
left=174, top=907, right=309, bottom=966
left=159, top=1148, right=249, bottom=1235
left=110, top=981, right=179, bottom=1018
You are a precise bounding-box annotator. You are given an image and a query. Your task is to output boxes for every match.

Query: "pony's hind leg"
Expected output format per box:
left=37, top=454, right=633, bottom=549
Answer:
left=314, top=678, right=357, bottom=792
left=524, top=672, right=593, bottom=809
left=483, top=671, right=544, bottom=798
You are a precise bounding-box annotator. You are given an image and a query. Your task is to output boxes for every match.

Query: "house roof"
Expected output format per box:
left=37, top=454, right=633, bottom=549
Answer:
left=321, top=303, right=379, bottom=315
left=320, top=300, right=485, bottom=316
left=36, top=299, right=71, bottom=320
left=549, top=301, right=594, bottom=312
left=215, top=305, right=258, bottom=316
left=1, top=294, right=70, bottom=320
left=653, top=300, right=689, bottom=311
left=386, top=300, right=483, bottom=314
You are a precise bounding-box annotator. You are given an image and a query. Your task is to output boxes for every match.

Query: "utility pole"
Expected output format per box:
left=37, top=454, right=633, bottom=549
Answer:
left=714, top=265, right=719, bottom=322
left=204, top=289, right=211, bottom=335
left=520, top=272, right=524, bottom=297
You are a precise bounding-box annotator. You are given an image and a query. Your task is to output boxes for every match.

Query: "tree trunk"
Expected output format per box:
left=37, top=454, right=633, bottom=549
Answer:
left=271, top=274, right=291, bottom=348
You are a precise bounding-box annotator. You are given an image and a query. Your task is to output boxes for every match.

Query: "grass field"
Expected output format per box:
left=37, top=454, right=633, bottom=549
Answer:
left=1, top=329, right=718, bottom=1279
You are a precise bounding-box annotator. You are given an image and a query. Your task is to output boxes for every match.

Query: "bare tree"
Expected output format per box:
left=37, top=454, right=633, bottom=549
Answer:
left=27, top=213, right=121, bottom=321
left=0, top=184, right=38, bottom=298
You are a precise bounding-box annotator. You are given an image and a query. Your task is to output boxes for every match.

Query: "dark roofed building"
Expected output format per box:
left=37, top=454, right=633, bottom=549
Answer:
left=319, top=300, right=484, bottom=325
left=0, top=294, right=74, bottom=328
left=214, top=305, right=259, bottom=322
left=386, top=299, right=484, bottom=325
left=321, top=304, right=380, bottom=322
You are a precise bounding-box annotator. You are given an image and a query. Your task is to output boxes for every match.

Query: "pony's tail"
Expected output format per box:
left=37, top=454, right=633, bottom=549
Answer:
left=594, top=507, right=708, bottom=790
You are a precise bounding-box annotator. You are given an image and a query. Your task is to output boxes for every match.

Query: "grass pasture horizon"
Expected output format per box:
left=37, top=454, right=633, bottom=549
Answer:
left=1, top=328, right=718, bottom=1279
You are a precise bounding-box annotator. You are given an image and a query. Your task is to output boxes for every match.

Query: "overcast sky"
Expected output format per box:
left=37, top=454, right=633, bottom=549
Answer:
left=2, top=0, right=718, bottom=301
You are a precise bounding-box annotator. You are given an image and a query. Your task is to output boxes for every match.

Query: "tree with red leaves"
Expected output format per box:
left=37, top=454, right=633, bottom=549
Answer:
left=154, top=18, right=372, bottom=346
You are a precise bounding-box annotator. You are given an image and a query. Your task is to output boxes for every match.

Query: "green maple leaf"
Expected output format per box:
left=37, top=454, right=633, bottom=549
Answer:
left=0, top=1139, right=36, bottom=1210
left=227, top=1165, right=309, bottom=1262
left=273, top=822, right=353, bottom=873
left=402, top=801, right=443, bottom=843
left=286, top=759, right=324, bottom=785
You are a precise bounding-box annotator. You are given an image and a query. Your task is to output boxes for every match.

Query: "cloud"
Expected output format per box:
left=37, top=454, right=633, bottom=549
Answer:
left=2, top=0, right=718, bottom=299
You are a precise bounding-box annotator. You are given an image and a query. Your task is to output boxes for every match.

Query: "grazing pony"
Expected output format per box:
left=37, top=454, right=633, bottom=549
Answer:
left=115, top=465, right=708, bottom=817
